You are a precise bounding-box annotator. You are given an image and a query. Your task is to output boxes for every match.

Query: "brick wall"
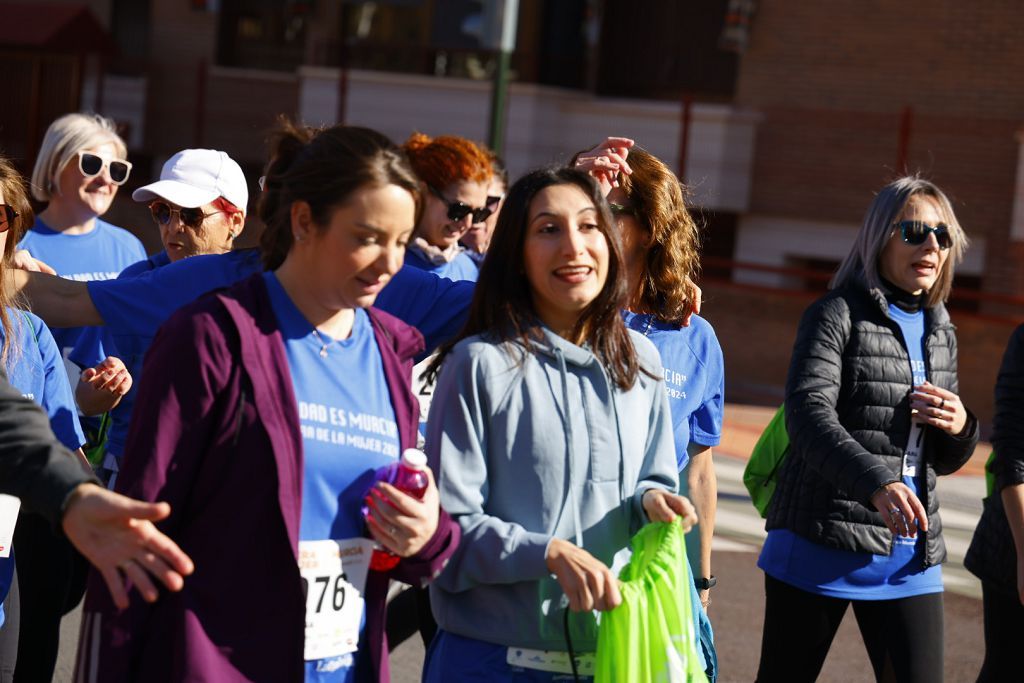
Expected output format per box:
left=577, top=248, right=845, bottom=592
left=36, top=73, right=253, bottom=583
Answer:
left=701, top=280, right=1017, bottom=434
left=734, top=1, right=1024, bottom=296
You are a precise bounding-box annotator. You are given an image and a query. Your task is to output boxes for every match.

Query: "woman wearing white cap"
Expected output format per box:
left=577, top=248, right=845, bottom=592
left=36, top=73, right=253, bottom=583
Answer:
left=70, top=149, right=249, bottom=487
left=132, top=148, right=248, bottom=264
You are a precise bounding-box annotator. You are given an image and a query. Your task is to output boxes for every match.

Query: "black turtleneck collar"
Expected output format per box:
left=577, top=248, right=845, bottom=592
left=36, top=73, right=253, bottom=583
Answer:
left=880, top=277, right=925, bottom=313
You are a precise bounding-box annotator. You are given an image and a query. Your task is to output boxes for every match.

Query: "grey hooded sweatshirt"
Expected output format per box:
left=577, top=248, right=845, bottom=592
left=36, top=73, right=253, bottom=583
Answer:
left=425, top=326, right=680, bottom=652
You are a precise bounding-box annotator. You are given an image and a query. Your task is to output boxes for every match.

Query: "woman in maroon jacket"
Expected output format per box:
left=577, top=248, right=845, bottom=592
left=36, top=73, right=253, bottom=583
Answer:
left=76, top=122, right=460, bottom=683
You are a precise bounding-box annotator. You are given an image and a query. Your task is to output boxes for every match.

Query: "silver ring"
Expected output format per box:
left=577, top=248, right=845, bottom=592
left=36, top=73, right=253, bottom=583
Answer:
left=389, top=525, right=398, bottom=535
left=888, top=507, right=901, bottom=517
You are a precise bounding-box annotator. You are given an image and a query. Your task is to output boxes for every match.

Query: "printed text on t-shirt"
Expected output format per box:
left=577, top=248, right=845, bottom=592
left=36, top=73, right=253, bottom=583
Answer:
left=297, top=401, right=399, bottom=457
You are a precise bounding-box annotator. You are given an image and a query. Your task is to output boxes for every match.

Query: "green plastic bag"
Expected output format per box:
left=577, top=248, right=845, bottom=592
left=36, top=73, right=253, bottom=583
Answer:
left=985, top=450, right=996, bottom=497
left=742, top=404, right=789, bottom=518
left=595, top=522, right=707, bottom=683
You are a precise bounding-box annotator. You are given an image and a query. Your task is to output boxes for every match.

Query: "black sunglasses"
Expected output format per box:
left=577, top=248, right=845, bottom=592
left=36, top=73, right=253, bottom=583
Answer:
left=0, top=204, right=18, bottom=233
left=150, top=201, right=226, bottom=230
left=78, top=151, right=132, bottom=185
left=892, top=220, right=953, bottom=250
left=429, top=185, right=492, bottom=224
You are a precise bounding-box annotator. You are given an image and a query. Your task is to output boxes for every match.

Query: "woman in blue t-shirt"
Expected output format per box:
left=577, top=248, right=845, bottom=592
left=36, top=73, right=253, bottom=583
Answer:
left=399, top=133, right=492, bottom=283
left=20, top=113, right=146, bottom=373
left=77, top=122, right=460, bottom=683
left=574, top=139, right=723, bottom=680
left=0, top=156, right=88, bottom=683
left=757, top=177, right=978, bottom=682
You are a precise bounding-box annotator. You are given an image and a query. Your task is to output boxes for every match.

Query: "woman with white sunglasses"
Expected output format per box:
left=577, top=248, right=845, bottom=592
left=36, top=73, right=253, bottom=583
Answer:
left=14, top=112, right=145, bottom=682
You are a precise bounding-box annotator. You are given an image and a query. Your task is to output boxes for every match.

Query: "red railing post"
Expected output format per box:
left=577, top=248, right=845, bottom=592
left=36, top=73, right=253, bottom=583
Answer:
left=678, top=92, right=693, bottom=183
left=896, top=105, right=913, bottom=174
left=194, top=58, right=207, bottom=147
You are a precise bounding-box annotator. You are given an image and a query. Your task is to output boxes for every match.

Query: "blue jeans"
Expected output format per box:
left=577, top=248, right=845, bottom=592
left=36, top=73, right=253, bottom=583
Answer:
left=422, top=630, right=594, bottom=683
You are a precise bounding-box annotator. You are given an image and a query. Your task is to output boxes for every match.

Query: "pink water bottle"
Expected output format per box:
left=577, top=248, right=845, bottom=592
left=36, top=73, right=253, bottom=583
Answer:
left=367, top=449, right=430, bottom=571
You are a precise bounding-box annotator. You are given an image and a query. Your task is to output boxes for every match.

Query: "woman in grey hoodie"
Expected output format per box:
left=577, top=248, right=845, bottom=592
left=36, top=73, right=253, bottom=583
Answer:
left=421, top=167, right=695, bottom=681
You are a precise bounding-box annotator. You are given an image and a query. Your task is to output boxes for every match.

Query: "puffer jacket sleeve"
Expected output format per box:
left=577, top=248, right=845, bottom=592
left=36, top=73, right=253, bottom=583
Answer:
left=991, top=324, right=1024, bottom=492
left=785, top=294, right=896, bottom=506
left=925, top=326, right=979, bottom=475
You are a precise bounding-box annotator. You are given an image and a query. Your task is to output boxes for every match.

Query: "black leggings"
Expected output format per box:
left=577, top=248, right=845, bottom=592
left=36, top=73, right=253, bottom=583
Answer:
left=977, top=580, right=1024, bottom=682
left=11, top=513, right=88, bottom=683
left=0, top=568, right=18, bottom=683
left=756, top=573, right=944, bottom=683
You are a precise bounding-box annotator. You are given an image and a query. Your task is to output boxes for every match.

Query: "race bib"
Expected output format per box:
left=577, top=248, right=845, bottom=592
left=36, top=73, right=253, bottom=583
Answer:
left=507, top=646, right=596, bottom=676
left=903, top=423, right=925, bottom=477
left=299, top=538, right=375, bottom=661
left=0, top=495, right=20, bottom=558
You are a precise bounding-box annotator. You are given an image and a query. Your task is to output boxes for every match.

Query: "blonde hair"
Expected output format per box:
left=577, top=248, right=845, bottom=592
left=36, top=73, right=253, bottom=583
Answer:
left=831, top=176, right=968, bottom=308
left=30, top=113, right=127, bottom=202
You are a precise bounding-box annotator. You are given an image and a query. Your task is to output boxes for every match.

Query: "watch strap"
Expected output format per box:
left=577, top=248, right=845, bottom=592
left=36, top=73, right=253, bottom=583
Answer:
left=695, top=575, right=717, bottom=590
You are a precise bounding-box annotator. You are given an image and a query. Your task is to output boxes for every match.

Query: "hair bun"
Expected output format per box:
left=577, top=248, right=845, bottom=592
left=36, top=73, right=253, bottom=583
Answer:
left=402, top=132, right=433, bottom=154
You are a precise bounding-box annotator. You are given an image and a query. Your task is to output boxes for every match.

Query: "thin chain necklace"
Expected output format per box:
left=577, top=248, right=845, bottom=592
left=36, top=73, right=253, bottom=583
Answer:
left=310, top=328, right=337, bottom=359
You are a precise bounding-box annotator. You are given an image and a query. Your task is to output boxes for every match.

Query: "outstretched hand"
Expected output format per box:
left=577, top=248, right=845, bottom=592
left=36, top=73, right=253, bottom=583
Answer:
left=62, top=483, right=194, bottom=609
left=12, top=249, right=56, bottom=275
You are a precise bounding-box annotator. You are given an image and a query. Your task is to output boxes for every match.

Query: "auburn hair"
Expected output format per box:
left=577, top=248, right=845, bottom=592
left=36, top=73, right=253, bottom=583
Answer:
left=401, top=133, right=491, bottom=190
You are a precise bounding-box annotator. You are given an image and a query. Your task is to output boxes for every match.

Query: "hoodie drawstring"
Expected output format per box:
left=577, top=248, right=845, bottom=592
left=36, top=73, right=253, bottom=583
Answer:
left=555, top=348, right=585, bottom=550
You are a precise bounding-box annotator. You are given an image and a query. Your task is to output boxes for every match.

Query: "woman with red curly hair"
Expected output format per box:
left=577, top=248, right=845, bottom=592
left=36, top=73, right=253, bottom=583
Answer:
left=401, top=133, right=492, bottom=282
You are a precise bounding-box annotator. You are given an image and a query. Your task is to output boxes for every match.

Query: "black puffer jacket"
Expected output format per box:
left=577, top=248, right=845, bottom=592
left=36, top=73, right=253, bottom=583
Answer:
left=767, top=282, right=978, bottom=566
left=965, top=324, right=1024, bottom=591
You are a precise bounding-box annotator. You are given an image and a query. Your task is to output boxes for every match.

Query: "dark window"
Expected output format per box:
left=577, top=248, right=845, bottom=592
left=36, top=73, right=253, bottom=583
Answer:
left=217, top=0, right=312, bottom=71
left=595, top=0, right=738, bottom=100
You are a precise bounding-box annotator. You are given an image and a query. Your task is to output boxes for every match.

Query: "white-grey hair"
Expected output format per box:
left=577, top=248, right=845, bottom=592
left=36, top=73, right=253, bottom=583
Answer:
left=831, top=176, right=968, bottom=307
left=30, top=113, right=127, bottom=202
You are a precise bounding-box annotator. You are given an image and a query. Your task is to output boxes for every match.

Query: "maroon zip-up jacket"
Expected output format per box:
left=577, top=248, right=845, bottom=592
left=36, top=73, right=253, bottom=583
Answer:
left=76, top=274, right=459, bottom=683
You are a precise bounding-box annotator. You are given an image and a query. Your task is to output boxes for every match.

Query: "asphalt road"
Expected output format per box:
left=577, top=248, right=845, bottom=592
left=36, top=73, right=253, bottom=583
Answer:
left=52, top=414, right=989, bottom=682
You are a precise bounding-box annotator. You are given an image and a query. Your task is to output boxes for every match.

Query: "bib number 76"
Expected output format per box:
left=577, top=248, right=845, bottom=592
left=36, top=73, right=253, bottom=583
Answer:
left=298, top=538, right=373, bottom=661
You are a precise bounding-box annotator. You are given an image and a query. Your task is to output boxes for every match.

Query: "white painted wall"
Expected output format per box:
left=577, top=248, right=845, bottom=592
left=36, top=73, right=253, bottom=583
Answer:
left=297, top=66, right=761, bottom=212
left=734, top=215, right=986, bottom=287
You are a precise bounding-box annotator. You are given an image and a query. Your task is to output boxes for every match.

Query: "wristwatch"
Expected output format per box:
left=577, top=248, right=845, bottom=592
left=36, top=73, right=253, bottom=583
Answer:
left=695, top=576, right=717, bottom=590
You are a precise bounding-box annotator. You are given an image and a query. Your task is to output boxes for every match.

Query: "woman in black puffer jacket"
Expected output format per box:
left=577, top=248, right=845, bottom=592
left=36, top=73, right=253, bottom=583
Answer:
left=965, top=324, right=1024, bottom=682
left=755, top=177, right=979, bottom=683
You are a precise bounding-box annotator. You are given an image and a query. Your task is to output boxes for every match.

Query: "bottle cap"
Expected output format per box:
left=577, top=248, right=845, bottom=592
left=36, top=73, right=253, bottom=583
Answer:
left=401, top=448, right=427, bottom=470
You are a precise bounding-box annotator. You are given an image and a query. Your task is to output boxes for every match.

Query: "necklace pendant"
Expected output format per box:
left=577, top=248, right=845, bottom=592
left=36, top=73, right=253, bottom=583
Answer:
left=319, top=346, right=329, bottom=358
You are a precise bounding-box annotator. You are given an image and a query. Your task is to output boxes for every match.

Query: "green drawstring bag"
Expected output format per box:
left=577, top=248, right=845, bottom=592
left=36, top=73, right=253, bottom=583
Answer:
left=985, top=450, right=997, bottom=496
left=742, top=404, right=789, bottom=518
left=596, top=521, right=707, bottom=683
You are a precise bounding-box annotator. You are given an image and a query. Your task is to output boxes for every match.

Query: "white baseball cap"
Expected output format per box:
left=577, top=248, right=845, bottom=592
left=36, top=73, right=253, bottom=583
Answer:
left=133, top=149, right=248, bottom=213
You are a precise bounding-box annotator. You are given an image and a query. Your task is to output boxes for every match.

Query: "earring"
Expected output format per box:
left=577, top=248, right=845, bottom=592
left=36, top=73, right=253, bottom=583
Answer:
left=294, top=233, right=304, bottom=242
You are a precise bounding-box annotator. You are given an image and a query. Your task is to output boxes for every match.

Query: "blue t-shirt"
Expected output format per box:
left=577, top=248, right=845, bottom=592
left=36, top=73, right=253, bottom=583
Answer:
left=0, top=309, right=86, bottom=624
left=758, top=304, right=943, bottom=600
left=264, top=273, right=400, bottom=682
left=404, top=249, right=479, bottom=283
left=623, top=312, right=724, bottom=470
left=19, top=218, right=146, bottom=365
left=69, top=251, right=172, bottom=462
left=86, top=249, right=474, bottom=364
